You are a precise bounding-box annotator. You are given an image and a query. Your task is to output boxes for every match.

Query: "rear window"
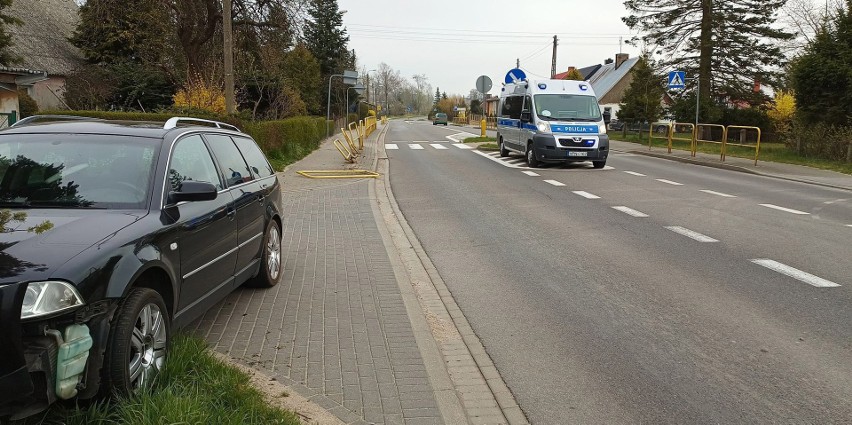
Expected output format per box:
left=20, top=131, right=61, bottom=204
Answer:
left=436, top=113, right=447, bottom=118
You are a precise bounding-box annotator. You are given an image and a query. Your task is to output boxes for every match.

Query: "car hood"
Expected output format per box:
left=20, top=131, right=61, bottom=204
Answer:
left=0, top=210, right=144, bottom=284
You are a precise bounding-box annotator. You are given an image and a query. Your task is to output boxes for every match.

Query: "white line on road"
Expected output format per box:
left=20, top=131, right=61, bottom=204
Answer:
left=612, top=206, right=649, bottom=218
left=452, top=143, right=474, bottom=149
left=471, top=150, right=524, bottom=168
left=750, top=259, right=841, bottom=288
left=624, top=171, right=646, bottom=177
left=432, top=140, right=448, bottom=143
left=409, top=144, right=424, bottom=150
left=847, top=224, right=852, bottom=228
left=413, top=140, right=428, bottom=144
left=603, top=166, right=616, bottom=170
left=759, top=204, right=810, bottom=215
left=573, top=191, right=601, bottom=199
left=665, top=226, right=718, bottom=243
left=446, top=132, right=478, bottom=143
left=544, top=180, right=566, bottom=187
left=522, top=171, right=540, bottom=176
left=656, top=178, right=684, bottom=186
left=385, top=144, right=398, bottom=150
left=700, top=190, right=737, bottom=198
left=430, top=144, right=449, bottom=150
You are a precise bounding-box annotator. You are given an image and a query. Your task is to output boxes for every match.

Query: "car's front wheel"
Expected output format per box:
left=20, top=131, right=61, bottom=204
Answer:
left=247, top=220, right=282, bottom=288
left=526, top=143, right=540, bottom=168
left=103, top=288, right=169, bottom=396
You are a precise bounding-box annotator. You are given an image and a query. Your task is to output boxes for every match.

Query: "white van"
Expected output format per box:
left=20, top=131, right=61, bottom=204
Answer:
left=496, top=79, right=610, bottom=168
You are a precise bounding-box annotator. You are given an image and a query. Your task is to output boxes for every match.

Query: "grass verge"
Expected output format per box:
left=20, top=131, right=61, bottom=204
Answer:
left=477, top=143, right=499, bottom=151
left=18, top=334, right=301, bottom=425
left=612, top=134, right=852, bottom=175
left=463, top=136, right=496, bottom=144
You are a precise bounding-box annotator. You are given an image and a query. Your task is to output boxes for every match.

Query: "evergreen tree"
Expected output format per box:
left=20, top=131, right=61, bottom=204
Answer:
left=562, top=68, right=584, bottom=81
left=434, top=87, right=441, bottom=105
left=623, top=0, right=792, bottom=109
left=70, top=0, right=171, bottom=65
left=790, top=0, right=852, bottom=126
left=617, top=55, right=665, bottom=123
left=442, top=92, right=447, bottom=100
left=0, top=0, right=21, bottom=66
left=304, top=0, right=350, bottom=77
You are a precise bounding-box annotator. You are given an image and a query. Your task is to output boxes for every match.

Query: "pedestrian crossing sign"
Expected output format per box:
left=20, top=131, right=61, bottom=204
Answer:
left=668, top=71, right=686, bottom=89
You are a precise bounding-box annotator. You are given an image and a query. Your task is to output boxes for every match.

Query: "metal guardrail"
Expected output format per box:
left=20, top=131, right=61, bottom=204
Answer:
left=333, top=139, right=355, bottom=163
left=723, top=126, right=762, bottom=165
left=695, top=124, right=728, bottom=159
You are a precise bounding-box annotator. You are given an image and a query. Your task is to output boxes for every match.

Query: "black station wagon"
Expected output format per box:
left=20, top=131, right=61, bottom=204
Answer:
left=0, top=117, right=283, bottom=420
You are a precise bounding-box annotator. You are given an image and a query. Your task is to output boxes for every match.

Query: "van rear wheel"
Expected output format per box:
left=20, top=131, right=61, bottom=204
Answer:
left=526, top=143, right=540, bottom=168
left=499, top=138, right=508, bottom=157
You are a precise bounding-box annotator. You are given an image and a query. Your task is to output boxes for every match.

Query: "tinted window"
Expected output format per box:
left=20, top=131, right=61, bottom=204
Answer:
left=169, top=135, right=222, bottom=192
left=205, top=134, right=254, bottom=187
left=233, top=137, right=274, bottom=178
left=501, top=96, right=523, bottom=119
left=0, top=134, right=158, bottom=209
left=534, top=94, right=602, bottom=120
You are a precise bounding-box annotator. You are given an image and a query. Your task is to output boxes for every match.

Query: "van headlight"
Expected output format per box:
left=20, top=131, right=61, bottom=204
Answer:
left=599, top=124, right=607, bottom=134
left=21, top=281, right=85, bottom=320
left=536, top=122, right=551, bottom=134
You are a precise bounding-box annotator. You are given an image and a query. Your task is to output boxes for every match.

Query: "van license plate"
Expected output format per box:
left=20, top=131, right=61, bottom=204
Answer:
left=568, top=151, right=588, bottom=157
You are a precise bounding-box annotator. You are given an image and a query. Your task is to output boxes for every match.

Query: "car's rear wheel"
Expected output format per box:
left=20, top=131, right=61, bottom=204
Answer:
left=103, top=288, right=169, bottom=396
left=499, top=138, right=509, bottom=157
left=246, top=220, right=282, bottom=288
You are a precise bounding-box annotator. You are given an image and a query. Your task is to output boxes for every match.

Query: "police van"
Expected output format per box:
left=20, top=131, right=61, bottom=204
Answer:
left=496, top=79, right=610, bottom=168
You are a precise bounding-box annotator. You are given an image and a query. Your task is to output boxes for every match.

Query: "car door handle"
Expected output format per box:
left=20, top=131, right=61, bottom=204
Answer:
left=257, top=194, right=265, bottom=204
left=226, top=207, right=236, bottom=219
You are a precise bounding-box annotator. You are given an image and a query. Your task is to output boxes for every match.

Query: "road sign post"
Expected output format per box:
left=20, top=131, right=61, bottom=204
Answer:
left=475, top=75, right=493, bottom=137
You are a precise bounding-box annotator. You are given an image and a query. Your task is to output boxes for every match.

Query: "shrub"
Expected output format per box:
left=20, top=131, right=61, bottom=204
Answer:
left=785, top=119, right=852, bottom=161
left=18, top=90, right=38, bottom=118
left=173, top=76, right=227, bottom=115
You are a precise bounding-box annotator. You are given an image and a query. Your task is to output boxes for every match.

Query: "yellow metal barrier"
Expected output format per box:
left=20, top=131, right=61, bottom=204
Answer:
left=333, top=139, right=355, bottom=163
left=341, top=127, right=359, bottom=154
left=297, top=170, right=380, bottom=179
left=671, top=122, right=697, bottom=156
left=648, top=122, right=673, bottom=152
left=695, top=124, right=728, bottom=159
left=358, top=120, right=365, bottom=150
left=723, top=125, right=762, bottom=165
left=348, top=122, right=361, bottom=150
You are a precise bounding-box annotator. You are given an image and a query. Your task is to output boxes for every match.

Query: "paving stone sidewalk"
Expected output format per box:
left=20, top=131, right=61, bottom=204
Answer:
left=191, top=128, right=444, bottom=425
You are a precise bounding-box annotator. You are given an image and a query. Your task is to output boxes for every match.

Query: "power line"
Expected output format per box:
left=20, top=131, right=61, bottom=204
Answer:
left=346, top=23, right=628, bottom=38
left=348, top=33, right=625, bottom=46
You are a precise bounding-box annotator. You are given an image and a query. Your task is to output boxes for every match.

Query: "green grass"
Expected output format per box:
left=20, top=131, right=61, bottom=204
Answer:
left=477, top=143, right=499, bottom=151
left=463, top=136, right=496, bottom=144
left=611, top=133, right=852, bottom=175
left=18, top=335, right=300, bottom=425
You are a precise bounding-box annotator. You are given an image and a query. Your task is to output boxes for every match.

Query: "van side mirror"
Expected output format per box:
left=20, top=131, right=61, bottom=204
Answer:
left=520, top=110, right=532, bottom=123
left=603, top=111, right=611, bottom=125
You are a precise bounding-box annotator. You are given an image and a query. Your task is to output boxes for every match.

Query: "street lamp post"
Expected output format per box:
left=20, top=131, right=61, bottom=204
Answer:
left=346, top=83, right=366, bottom=125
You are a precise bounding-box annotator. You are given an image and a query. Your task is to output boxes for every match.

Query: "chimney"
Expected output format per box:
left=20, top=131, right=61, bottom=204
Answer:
left=615, top=53, right=629, bottom=69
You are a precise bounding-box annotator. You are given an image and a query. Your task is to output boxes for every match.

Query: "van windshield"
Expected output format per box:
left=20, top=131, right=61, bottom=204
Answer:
left=534, top=94, right=602, bottom=122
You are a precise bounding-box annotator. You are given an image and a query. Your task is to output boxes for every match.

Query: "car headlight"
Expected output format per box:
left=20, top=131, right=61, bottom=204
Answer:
left=21, top=281, right=85, bottom=320
left=599, top=124, right=608, bottom=134
left=536, top=122, right=551, bottom=134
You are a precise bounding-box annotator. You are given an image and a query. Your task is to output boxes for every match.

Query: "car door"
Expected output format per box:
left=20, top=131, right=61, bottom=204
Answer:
left=520, top=95, right=534, bottom=147
left=232, top=135, right=279, bottom=277
left=165, top=134, right=237, bottom=317
left=203, top=134, right=265, bottom=284
left=499, top=96, right=519, bottom=150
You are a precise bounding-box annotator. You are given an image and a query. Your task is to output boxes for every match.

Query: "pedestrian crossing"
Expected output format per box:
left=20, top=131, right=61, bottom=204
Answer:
left=385, top=142, right=614, bottom=171
left=387, top=142, right=474, bottom=150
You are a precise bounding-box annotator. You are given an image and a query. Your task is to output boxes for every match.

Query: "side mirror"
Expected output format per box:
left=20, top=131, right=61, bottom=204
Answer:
left=603, top=111, right=612, bottom=125
left=169, top=181, right=217, bottom=204
left=520, top=110, right=532, bottom=123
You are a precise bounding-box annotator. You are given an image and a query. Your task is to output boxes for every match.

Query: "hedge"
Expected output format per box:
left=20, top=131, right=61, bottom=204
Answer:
left=39, top=110, right=335, bottom=169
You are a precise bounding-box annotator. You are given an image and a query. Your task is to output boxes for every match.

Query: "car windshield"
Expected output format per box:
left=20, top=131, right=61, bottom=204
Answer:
left=534, top=94, right=602, bottom=122
left=0, top=134, right=159, bottom=209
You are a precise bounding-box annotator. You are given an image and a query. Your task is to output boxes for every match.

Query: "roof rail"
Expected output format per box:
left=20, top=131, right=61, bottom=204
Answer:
left=163, top=117, right=241, bottom=132
left=10, top=115, right=104, bottom=127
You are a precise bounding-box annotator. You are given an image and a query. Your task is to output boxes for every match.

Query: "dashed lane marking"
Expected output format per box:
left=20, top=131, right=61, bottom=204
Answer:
left=750, top=259, right=841, bottom=288
left=573, top=191, right=601, bottom=199
left=700, top=190, right=737, bottom=198
left=385, top=144, right=399, bottom=150
left=624, top=171, right=646, bottom=177
left=759, top=204, right=810, bottom=215
left=544, top=180, right=566, bottom=187
left=430, top=144, right=449, bottom=150
left=665, top=226, right=718, bottom=243
left=452, top=143, right=474, bottom=149
left=522, top=171, right=540, bottom=176
left=612, top=206, right=649, bottom=218
left=409, top=144, right=424, bottom=150
left=656, top=178, right=684, bottom=186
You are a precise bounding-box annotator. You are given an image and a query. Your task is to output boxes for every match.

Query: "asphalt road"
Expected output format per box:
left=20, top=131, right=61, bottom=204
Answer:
left=385, top=119, right=852, bottom=424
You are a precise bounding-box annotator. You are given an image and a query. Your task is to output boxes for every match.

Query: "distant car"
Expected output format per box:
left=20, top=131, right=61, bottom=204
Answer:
left=0, top=116, right=283, bottom=420
left=433, top=113, right=448, bottom=126
left=608, top=120, right=624, bottom=131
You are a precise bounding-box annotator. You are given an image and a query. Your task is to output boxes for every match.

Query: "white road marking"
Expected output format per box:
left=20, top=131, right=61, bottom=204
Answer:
left=522, top=171, right=540, bottom=176
left=656, top=178, right=684, bottom=186
left=750, top=259, right=841, bottom=288
left=544, top=180, right=566, bottom=187
left=573, top=191, right=601, bottom=199
left=665, top=226, right=718, bottom=243
left=700, top=190, right=737, bottom=198
left=603, top=166, right=616, bottom=170
left=759, top=204, right=810, bottom=215
left=472, top=150, right=525, bottom=169
left=624, top=171, right=646, bottom=177
left=452, top=143, right=474, bottom=149
left=413, top=140, right=428, bottom=144
left=385, top=144, right=399, bottom=150
left=430, top=144, right=449, bottom=150
left=612, top=206, right=649, bottom=218
left=432, top=140, right=448, bottom=143
left=409, top=144, right=424, bottom=150
left=446, top=132, right=478, bottom=143
left=846, top=224, right=852, bottom=228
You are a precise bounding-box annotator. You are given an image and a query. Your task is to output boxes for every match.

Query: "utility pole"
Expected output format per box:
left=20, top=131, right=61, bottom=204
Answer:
left=223, top=0, right=235, bottom=114
left=550, top=35, right=558, bottom=78
left=516, top=58, right=520, bottom=68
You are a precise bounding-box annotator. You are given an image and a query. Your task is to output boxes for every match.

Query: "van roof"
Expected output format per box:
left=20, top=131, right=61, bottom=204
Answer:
left=502, top=79, right=596, bottom=97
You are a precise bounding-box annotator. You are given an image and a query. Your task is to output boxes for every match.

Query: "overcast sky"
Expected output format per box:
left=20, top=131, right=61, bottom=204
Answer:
left=338, top=0, right=825, bottom=97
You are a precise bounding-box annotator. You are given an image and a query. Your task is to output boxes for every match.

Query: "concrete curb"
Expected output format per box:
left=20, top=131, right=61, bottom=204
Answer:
left=371, top=124, right=530, bottom=425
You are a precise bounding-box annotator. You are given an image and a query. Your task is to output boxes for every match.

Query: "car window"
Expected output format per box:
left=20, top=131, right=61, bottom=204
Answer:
left=232, top=136, right=274, bottom=178
left=169, top=135, right=222, bottom=193
left=501, top=96, right=522, bottom=119
left=204, top=134, right=254, bottom=187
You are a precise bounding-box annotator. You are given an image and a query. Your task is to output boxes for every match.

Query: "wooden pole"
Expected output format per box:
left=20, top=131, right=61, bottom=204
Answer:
left=223, top=0, right=235, bottom=114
